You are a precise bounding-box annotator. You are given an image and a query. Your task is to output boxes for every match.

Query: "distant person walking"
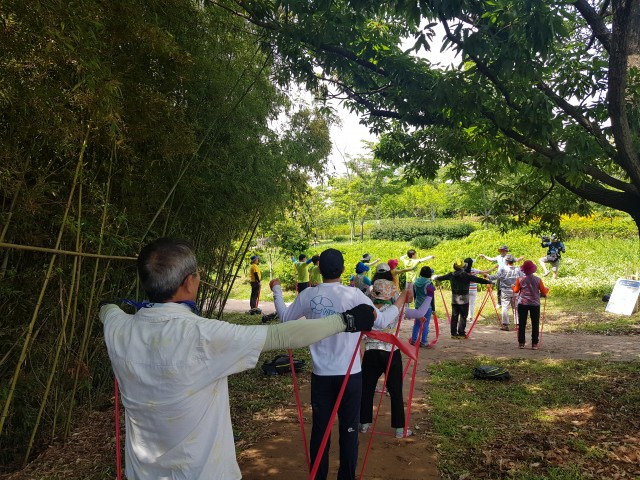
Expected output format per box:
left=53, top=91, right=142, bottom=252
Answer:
left=539, top=234, right=566, bottom=279
left=248, top=255, right=262, bottom=315
left=513, top=260, right=550, bottom=350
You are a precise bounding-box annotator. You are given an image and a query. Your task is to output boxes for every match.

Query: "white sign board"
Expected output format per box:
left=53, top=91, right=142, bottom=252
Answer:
left=605, top=278, right=640, bottom=316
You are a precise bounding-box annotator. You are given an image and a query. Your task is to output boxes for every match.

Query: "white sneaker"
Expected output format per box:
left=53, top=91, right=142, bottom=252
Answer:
left=359, top=423, right=370, bottom=433
left=395, top=428, right=414, bottom=438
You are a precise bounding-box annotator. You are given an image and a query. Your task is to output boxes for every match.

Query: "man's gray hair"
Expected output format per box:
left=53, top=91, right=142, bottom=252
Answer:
left=137, top=238, right=197, bottom=302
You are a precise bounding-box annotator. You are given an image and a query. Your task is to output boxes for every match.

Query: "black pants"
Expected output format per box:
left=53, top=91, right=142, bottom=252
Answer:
left=310, top=372, right=361, bottom=480
left=517, top=304, right=541, bottom=345
left=249, top=282, right=261, bottom=309
left=360, top=349, right=405, bottom=428
left=451, top=303, right=470, bottom=335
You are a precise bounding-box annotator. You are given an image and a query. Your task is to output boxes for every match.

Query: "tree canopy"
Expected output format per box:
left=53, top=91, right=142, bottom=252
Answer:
left=230, top=0, right=640, bottom=233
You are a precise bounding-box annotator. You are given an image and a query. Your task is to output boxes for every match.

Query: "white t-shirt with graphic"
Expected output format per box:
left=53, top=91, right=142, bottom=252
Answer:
left=272, top=283, right=398, bottom=376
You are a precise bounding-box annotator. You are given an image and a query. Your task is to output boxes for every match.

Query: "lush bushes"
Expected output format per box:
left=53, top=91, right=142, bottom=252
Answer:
left=560, top=214, right=637, bottom=239
left=370, top=219, right=476, bottom=241
left=411, top=234, right=441, bottom=249
left=245, top=216, right=640, bottom=299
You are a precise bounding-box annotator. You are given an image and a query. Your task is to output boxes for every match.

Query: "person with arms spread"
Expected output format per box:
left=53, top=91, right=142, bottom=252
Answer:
left=400, top=249, right=435, bottom=290
left=100, top=238, right=376, bottom=480
left=435, top=259, right=493, bottom=338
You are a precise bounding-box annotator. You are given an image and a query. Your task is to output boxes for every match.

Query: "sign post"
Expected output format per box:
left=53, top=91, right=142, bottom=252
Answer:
left=605, top=278, right=640, bottom=316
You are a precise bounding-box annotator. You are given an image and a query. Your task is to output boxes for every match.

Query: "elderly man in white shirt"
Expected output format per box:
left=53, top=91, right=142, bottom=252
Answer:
left=100, top=238, right=376, bottom=480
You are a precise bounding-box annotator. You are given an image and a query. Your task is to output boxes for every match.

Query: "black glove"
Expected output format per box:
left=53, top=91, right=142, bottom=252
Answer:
left=341, top=304, right=375, bottom=332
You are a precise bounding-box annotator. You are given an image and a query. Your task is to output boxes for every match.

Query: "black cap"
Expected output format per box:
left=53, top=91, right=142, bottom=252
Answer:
left=319, top=248, right=344, bottom=279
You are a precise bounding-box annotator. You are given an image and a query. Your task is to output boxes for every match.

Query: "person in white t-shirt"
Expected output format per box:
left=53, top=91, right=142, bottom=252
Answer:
left=270, top=248, right=411, bottom=480
left=99, top=238, right=376, bottom=480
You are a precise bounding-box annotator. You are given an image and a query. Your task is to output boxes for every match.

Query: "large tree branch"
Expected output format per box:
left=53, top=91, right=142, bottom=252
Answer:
left=555, top=175, right=640, bottom=216
left=535, top=82, right=618, bottom=161
left=484, top=108, right=638, bottom=195
left=608, top=0, right=640, bottom=187
left=583, top=165, right=639, bottom=194
left=482, top=109, right=559, bottom=158
left=571, top=0, right=612, bottom=52
left=440, top=16, right=520, bottom=112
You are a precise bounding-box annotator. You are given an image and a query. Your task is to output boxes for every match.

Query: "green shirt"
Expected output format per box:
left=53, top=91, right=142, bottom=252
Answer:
left=294, top=260, right=310, bottom=283
left=309, top=265, right=322, bottom=285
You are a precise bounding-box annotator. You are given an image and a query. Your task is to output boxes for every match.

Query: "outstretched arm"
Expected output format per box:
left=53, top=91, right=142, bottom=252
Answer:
left=263, top=305, right=376, bottom=351
left=395, top=266, right=415, bottom=274
left=270, top=280, right=306, bottom=321
left=404, top=295, right=433, bottom=319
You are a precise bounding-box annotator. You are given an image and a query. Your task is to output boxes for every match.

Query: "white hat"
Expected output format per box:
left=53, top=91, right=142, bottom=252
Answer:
left=376, top=263, right=391, bottom=273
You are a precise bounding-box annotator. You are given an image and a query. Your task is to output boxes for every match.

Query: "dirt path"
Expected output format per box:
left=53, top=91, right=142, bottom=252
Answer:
left=228, top=300, right=640, bottom=479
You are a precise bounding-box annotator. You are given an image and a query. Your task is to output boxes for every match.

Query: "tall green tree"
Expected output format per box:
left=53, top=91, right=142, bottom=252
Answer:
left=232, top=0, right=640, bottom=234
left=0, top=0, right=331, bottom=467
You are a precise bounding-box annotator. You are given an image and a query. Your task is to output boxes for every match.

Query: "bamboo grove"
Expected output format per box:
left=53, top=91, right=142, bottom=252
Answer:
left=0, top=0, right=331, bottom=469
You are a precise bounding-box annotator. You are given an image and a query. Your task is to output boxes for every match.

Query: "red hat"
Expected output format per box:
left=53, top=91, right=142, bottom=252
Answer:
left=388, top=258, right=399, bottom=270
left=520, top=260, right=537, bottom=275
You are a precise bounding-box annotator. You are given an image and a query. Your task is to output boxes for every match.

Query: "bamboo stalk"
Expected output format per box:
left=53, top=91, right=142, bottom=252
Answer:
left=0, top=242, right=136, bottom=261
left=0, top=179, right=22, bottom=279
left=64, top=150, right=115, bottom=437
left=0, top=127, right=89, bottom=436
left=24, top=234, right=82, bottom=463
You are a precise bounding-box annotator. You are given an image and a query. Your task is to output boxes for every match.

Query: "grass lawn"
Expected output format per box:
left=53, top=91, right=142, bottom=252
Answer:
left=425, top=358, right=640, bottom=479
left=225, top=303, right=640, bottom=480
left=226, top=227, right=640, bottom=478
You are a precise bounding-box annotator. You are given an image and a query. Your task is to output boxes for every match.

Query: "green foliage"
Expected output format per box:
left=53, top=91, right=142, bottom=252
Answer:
left=410, top=234, right=440, bottom=249
left=370, top=219, right=476, bottom=241
left=240, top=0, right=640, bottom=228
left=559, top=214, right=637, bottom=240
left=265, top=219, right=310, bottom=257
left=277, top=220, right=640, bottom=298
left=0, top=0, right=332, bottom=467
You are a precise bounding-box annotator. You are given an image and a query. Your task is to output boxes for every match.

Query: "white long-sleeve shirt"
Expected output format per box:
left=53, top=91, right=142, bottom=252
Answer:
left=272, top=283, right=399, bottom=376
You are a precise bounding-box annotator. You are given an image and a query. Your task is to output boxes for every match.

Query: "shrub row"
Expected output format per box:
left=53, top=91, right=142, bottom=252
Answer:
left=370, top=220, right=476, bottom=242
